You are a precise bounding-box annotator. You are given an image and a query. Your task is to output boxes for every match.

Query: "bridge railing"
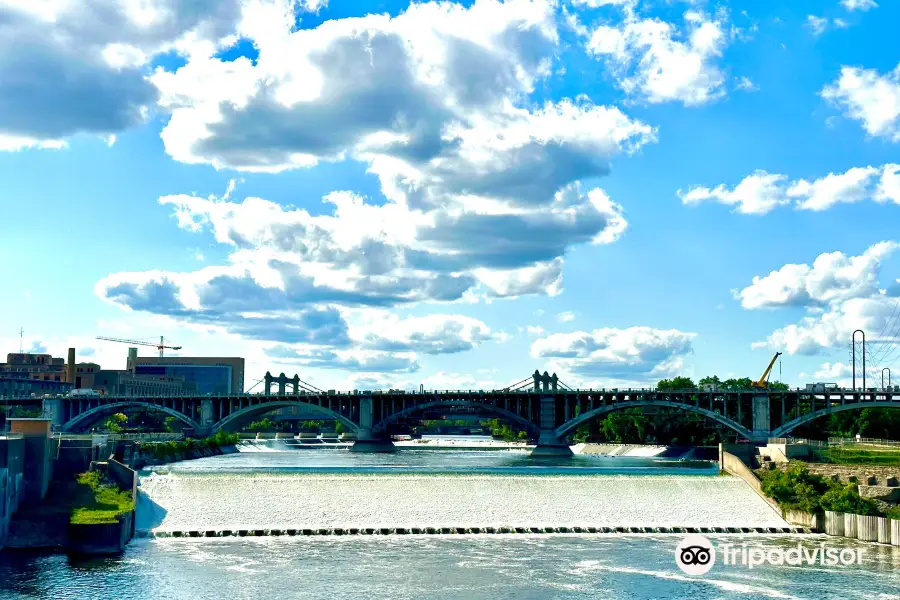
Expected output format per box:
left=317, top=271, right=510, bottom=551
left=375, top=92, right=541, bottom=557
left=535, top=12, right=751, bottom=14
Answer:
left=768, top=437, right=828, bottom=448
left=827, top=436, right=900, bottom=448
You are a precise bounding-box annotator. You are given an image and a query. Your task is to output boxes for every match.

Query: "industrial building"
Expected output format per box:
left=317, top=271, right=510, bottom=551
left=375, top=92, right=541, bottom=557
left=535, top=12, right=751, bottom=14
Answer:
left=128, top=353, right=244, bottom=394
left=0, top=351, right=90, bottom=398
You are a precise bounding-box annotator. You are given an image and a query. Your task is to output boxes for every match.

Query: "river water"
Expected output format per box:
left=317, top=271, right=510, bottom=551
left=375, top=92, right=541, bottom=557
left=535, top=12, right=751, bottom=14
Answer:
left=2, top=442, right=899, bottom=599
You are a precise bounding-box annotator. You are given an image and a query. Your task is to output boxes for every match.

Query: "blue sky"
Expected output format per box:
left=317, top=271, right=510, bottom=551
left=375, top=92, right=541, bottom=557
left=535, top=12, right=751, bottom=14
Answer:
left=2, top=0, right=900, bottom=391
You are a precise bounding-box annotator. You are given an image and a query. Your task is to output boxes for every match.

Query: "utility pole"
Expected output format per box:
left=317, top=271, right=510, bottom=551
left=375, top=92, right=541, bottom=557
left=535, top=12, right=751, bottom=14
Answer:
left=18, top=327, right=23, bottom=353
left=852, top=330, right=865, bottom=391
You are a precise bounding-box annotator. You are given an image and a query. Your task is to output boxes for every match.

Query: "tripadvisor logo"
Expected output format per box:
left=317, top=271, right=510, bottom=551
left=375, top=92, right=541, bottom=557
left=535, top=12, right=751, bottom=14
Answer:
left=675, top=535, right=866, bottom=575
left=675, top=535, right=716, bottom=575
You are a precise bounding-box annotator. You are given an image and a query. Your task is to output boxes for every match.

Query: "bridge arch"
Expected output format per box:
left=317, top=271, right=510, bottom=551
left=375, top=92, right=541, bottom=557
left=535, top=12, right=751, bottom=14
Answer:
left=372, top=400, right=541, bottom=436
left=554, top=400, right=754, bottom=441
left=771, top=401, right=900, bottom=438
left=63, top=401, right=202, bottom=433
left=213, top=401, right=359, bottom=433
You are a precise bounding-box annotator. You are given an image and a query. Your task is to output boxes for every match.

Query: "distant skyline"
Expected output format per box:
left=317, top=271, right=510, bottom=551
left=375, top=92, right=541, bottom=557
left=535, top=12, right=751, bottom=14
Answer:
left=2, top=0, right=900, bottom=391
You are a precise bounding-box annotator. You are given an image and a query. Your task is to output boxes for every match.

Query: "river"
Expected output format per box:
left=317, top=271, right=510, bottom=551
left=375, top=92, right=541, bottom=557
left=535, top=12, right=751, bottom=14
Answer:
left=2, top=441, right=899, bottom=599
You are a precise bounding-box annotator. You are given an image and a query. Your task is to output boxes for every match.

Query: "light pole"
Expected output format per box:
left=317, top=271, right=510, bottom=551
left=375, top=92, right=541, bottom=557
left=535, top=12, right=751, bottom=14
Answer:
left=852, top=330, right=865, bottom=391
left=883, top=367, right=892, bottom=389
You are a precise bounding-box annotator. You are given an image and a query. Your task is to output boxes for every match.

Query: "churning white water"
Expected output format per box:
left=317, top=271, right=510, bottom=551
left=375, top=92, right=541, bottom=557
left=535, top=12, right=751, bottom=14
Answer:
left=136, top=473, right=788, bottom=532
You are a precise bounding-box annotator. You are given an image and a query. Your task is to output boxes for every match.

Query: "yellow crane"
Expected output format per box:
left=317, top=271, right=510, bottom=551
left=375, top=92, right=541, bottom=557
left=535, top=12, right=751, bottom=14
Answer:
left=752, top=352, right=782, bottom=389
left=96, top=335, right=182, bottom=358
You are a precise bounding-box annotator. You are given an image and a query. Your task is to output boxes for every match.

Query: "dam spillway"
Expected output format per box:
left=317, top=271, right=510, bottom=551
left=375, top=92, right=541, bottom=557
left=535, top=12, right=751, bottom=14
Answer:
left=136, top=471, right=789, bottom=533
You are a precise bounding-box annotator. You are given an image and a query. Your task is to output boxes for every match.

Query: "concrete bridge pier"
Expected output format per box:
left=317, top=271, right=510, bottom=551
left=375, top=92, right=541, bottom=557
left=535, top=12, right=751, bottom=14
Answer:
left=350, top=397, right=395, bottom=453
left=531, top=393, right=573, bottom=457
left=532, top=430, right=574, bottom=457
left=752, top=394, right=771, bottom=442
left=42, top=397, right=64, bottom=430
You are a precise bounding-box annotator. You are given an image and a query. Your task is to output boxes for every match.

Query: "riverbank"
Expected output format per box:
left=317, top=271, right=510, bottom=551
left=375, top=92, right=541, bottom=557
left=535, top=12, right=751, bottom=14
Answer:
left=135, top=445, right=239, bottom=468
left=136, top=472, right=788, bottom=533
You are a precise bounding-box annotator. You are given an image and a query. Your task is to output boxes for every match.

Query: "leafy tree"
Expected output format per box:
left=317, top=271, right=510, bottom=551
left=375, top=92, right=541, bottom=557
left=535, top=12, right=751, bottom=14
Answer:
left=248, top=418, right=277, bottom=433
left=657, top=377, right=696, bottom=391
left=721, top=377, right=754, bottom=391
left=334, top=421, right=344, bottom=434
left=600, top=410, right=649, bottom=443
left=104, top=412, right=128, bottom=433
left=164, top=416, right=180, bottom=433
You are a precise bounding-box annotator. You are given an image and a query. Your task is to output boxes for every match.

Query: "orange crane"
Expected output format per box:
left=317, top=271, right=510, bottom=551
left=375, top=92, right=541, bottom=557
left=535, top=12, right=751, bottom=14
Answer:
left=96, top=335, right=182, bottom=358
left=752, top=352, right=782, bottom=389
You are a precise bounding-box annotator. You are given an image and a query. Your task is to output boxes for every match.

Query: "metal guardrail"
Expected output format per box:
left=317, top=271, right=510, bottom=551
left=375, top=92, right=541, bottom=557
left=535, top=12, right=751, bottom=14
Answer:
left=767, top=437, right=828, bottom=448
left=827, top=437, right=900, bottom=447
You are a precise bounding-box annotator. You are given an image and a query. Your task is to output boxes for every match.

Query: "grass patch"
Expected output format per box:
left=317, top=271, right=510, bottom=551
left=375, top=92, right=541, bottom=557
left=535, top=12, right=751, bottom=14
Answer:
left=69, top=471, right=134, bottom=525
left=819, top=446, right=900, bottom=466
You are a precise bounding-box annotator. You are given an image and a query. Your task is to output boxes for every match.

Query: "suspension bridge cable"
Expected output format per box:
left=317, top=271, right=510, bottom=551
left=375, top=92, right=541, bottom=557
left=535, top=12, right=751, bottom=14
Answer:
left=503, top=377, right=532, bottom=391
left=297, top=378, right=324, bottom=393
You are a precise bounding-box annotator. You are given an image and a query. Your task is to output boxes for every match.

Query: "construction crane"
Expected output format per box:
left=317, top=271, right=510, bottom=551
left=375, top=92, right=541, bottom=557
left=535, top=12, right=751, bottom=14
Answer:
left=96, top=336, right=182, bottom=358
left=752, top=352, right=782, bottom=389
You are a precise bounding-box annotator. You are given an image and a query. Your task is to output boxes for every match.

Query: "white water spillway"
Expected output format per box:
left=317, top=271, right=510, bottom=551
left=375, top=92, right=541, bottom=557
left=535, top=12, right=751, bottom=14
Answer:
left=136, top=472, right=788, bottom=533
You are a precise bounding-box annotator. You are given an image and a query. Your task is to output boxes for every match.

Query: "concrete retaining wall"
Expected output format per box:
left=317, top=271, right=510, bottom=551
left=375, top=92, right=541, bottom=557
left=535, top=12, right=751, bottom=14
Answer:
left=0, top=437, right=27, bottom=550
left=782, top=510, right=823, bottom=531
left=67, top=512, right=134, bottom=555
left=844, top=513, right=858, bottom=538
left=823, top=511, right=900, bottom=546
left=824, top=511, right=844, bottom=536
left=877, top=517, right=892, bottom=544
left=856, top=515, right=878, bottom=542
left=720, top=448, right=782, bottom=514
left=803, top=464, right=900, bottom=485
left=107, top=459, right=137, bottom=504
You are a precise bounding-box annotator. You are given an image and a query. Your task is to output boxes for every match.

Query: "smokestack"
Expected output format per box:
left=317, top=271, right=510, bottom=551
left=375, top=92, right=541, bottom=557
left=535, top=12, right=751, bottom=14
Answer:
left=67, top=348, right=76, bottom=386
left=127, top=348, right=138, bottom=375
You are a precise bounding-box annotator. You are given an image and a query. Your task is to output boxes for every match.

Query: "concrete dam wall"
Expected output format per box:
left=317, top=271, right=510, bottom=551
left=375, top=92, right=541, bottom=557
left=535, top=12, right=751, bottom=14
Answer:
left=136, top=473, right=789, bottom=533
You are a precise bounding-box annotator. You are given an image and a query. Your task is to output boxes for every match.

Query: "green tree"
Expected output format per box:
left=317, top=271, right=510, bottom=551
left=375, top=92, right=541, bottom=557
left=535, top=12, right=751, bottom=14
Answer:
left=698, top=376, right=720, bottom=387
left=657, top=377, right=696, bottom=391
left=104, top=412, right=128, bottom=433
left=600, top=410, right=649, bottom=443
left=248, top=418, right=276, bottom=433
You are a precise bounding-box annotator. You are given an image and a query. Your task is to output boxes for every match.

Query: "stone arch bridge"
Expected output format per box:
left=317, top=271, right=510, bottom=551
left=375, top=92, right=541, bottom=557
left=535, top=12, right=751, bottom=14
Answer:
left=37, top=370, right=900, bottom=454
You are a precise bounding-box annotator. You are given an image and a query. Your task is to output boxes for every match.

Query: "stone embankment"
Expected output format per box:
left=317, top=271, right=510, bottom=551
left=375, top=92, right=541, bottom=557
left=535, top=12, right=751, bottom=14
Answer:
left=780, top=463, right=900, bottom=504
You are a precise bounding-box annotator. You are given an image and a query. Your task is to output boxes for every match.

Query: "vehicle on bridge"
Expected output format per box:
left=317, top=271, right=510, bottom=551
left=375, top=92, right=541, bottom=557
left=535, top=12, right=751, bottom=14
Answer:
left=67, top=388, right=99, bottom=398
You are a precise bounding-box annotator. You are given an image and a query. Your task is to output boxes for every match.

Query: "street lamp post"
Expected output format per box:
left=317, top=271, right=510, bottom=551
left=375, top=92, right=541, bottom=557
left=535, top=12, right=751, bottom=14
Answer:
left=883, top=368, right=892, bottom=390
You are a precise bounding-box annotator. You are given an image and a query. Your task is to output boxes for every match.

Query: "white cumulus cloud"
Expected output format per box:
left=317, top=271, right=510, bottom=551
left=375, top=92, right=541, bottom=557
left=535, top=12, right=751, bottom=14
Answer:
left=680, top=164, right=900, bottom=214
left=530, top=326, right=696, bottom=382
left=584, top=9, right=729, bottom=106
left=822, top=62, right=900, bottom=142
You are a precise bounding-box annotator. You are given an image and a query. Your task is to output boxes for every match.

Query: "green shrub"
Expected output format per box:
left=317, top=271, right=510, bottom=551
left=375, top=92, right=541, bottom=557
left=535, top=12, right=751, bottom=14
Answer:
left=144, top=431, right=240, bottom=462
left=760, top=462, right=885, bottom=516
left=819, top=484, right=881, bottom=515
